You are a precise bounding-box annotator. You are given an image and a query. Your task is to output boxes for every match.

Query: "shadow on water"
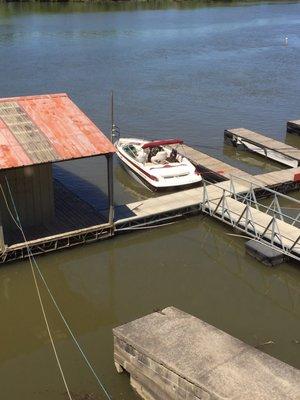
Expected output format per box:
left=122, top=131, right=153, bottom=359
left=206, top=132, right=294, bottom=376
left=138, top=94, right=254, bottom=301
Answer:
left=53, top=163, right=109, bottom=213
left=54, top=161, right=143, bottom=221
left=1, top=214, right=299, bottom=364
left=223, top=145, right=284, bottom=172
left=285, top=132, right=300, bottom=148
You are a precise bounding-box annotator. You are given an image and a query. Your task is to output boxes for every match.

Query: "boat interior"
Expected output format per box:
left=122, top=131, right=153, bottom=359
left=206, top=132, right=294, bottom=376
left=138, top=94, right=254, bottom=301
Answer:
left=122, top=144, right=183, bottom=166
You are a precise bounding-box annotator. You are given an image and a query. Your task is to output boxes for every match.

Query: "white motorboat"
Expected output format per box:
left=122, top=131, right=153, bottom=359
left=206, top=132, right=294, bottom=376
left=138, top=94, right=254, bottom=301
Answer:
left=115, top=137, right=202, bottom=191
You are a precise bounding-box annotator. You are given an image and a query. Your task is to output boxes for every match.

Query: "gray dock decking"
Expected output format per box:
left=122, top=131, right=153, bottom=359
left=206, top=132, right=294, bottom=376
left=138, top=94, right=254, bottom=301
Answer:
left=116, top=167, right=300, bottom=226
left=115, top=169, right=300, bottom=260
left=225, top=128, right=300, bottom=166
left=171, top=143, right=257, bottom=182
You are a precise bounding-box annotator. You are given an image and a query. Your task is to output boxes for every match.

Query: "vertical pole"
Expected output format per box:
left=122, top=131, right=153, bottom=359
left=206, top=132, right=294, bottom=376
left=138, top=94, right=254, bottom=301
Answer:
left=0, top=209, right=5, bottom=252
left=221, top=189, right=225, bottom=220
left=107, top=153, right=114, bottom=225
left=111, top=90, right=115, bottom=143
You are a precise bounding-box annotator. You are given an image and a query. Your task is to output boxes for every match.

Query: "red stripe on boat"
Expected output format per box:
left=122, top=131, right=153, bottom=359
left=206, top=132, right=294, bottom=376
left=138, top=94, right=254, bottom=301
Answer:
left=120, top=152, right=159, bottom=181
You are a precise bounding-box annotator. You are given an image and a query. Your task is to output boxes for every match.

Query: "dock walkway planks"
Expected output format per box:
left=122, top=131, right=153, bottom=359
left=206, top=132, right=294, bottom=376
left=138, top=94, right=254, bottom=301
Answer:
left=254, top=167, right=300, bottom=188
left=115, top=171, right=300, bottom=257
left=225, top=128, right=300, bottom=165
left=116, top=166, right=300, bottom=226
left=172, top=143, right=256, bottom=181
left=174, top=143, right=300, bottom=189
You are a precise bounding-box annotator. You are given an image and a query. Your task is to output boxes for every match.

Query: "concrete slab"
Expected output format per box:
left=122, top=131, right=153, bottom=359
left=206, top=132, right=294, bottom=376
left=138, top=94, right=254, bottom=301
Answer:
left=113, top=307, right=300, bottom=400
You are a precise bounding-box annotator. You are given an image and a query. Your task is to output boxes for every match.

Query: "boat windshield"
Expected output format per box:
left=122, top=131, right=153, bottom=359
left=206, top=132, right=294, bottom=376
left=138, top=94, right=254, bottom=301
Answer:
left=123, top=144, right=138, bottom=157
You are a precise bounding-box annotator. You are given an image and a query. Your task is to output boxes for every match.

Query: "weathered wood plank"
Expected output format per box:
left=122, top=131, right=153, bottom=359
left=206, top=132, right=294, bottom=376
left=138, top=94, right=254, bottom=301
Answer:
left=172, top=143, right=255, bottom=181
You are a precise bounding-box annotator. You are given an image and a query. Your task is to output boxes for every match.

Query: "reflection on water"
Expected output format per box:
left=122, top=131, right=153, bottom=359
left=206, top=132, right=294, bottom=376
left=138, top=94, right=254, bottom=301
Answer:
left=1, top=218, right=300, bottom=400
left=0, top=1, right=300, bottom=399
left=115, top=163, right=154, bottom=200
left=223, top=145, right=283, bottom=172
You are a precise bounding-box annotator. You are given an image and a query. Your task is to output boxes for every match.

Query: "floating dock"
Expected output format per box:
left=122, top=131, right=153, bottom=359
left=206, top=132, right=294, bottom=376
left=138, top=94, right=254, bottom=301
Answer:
left=224, top=128, right=300, bottom=167
left=114, top=307, right=300, bottom=400
left=287, top=120, right=300, bottom=135
left=115, top=171, right=300, bottom=262
left=0, top=101, right=299, bottom=265
left=115, top=132, right=300, bottom=264
left=171, top=141, right=300, bottom=192
left=2, top=179, right=112, bottom=263
left=4, top=138, right=300, bottom=264
left=170, top=143, right=258, bottom=182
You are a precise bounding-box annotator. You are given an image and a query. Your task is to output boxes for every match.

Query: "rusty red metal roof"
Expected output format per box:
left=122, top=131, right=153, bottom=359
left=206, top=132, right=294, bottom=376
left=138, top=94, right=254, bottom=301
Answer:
left=0, top=93, right=115, bottom=170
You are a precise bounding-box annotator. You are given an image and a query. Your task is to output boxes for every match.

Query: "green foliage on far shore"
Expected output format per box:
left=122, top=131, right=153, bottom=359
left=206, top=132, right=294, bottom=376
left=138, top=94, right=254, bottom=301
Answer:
left=0, top=0, right=297, bottom=17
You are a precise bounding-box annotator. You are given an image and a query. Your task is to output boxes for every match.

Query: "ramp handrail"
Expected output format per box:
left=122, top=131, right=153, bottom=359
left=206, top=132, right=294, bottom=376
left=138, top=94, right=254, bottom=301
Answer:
left=200, top=178, right=300, bottom=261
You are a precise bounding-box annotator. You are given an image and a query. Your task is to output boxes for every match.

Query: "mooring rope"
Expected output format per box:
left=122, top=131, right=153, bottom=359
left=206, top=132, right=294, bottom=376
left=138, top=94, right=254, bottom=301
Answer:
left=30, top=256, right=112, bottom=400
left=1, top=177, right=112, bottom=400
left=116, top=220, right=178, bottom=232
left=0, top=180, right=73, bottom=400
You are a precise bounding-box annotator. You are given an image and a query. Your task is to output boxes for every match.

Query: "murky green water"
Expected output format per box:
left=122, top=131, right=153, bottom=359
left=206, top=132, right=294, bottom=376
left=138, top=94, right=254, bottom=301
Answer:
left=0, top=1, right=300, bottom=399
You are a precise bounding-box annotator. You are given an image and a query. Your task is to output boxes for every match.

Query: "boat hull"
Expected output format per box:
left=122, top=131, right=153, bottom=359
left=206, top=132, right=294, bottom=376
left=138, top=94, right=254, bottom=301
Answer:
left=116, top=138, right=202, bottom=191
left=120, top=158, right=202, bottom=191
left=120, top=160, right=154, bottom=190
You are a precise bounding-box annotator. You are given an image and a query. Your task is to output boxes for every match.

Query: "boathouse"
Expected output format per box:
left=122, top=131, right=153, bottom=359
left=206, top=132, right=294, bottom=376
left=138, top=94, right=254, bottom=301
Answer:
left=0, top=93, right=115, bottom=263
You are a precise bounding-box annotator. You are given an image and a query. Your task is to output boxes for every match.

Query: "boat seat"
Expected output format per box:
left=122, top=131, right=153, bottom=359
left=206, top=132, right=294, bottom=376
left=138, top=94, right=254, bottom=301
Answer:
left=151, top=150, right=168, bottom=164
left=136, top=150, right=147, bottom=164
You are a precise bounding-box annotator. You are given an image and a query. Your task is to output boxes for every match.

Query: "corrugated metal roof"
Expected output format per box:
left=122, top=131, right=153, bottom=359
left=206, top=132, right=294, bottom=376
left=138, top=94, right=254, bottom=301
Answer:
left=0, top=93, right=115, bottom=170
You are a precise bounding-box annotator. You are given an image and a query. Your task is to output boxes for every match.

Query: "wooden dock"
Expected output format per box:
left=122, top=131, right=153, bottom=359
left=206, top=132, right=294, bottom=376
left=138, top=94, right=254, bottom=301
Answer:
left=116, top=167, right=300, bottom=261
left=115, top=168, right=299, bottom=227
left=287, top=120, right=300, bottom=135
left=171, top=143, right=257, bottom=182
left=224, top=128, right=300, bottom=167
left=2, top=128, right=300, bottom=264
left=173, top=139, right=300, bottom=192
left=5, top=148, right=299, bottom=264
left=1, top=180, right=112, bottom=263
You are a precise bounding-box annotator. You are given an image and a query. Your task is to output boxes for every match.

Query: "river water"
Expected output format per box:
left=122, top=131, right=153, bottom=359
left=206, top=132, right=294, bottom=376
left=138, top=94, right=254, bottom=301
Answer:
left=0, top=1, right=300, bottom=399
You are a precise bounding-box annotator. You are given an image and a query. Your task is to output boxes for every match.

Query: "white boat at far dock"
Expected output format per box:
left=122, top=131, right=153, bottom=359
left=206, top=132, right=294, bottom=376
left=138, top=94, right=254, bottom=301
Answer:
left=115, top=138, right=202, bottom=191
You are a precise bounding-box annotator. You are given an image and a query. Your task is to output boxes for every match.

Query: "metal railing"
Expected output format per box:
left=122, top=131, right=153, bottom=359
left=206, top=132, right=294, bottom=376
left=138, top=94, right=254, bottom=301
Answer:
left=201, top=176, right=300, bottom=261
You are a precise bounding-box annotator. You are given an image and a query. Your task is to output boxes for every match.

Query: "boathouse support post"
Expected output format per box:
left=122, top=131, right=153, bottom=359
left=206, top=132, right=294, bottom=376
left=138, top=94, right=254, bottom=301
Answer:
left=106, top=153, right=114, bottom=225
left=0, top=210, right=5, bottom=252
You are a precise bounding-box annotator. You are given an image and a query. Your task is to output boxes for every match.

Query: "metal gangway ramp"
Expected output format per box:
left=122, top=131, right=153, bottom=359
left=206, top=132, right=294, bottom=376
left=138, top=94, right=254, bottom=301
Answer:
left=201, top=176, right=300, bottom=262
left=116, top=176, right=300, bottom=263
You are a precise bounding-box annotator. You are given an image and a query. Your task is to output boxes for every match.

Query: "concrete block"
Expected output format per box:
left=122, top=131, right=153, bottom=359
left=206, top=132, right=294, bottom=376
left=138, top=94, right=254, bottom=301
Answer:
left=113, top=307, right=300, bottom=400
